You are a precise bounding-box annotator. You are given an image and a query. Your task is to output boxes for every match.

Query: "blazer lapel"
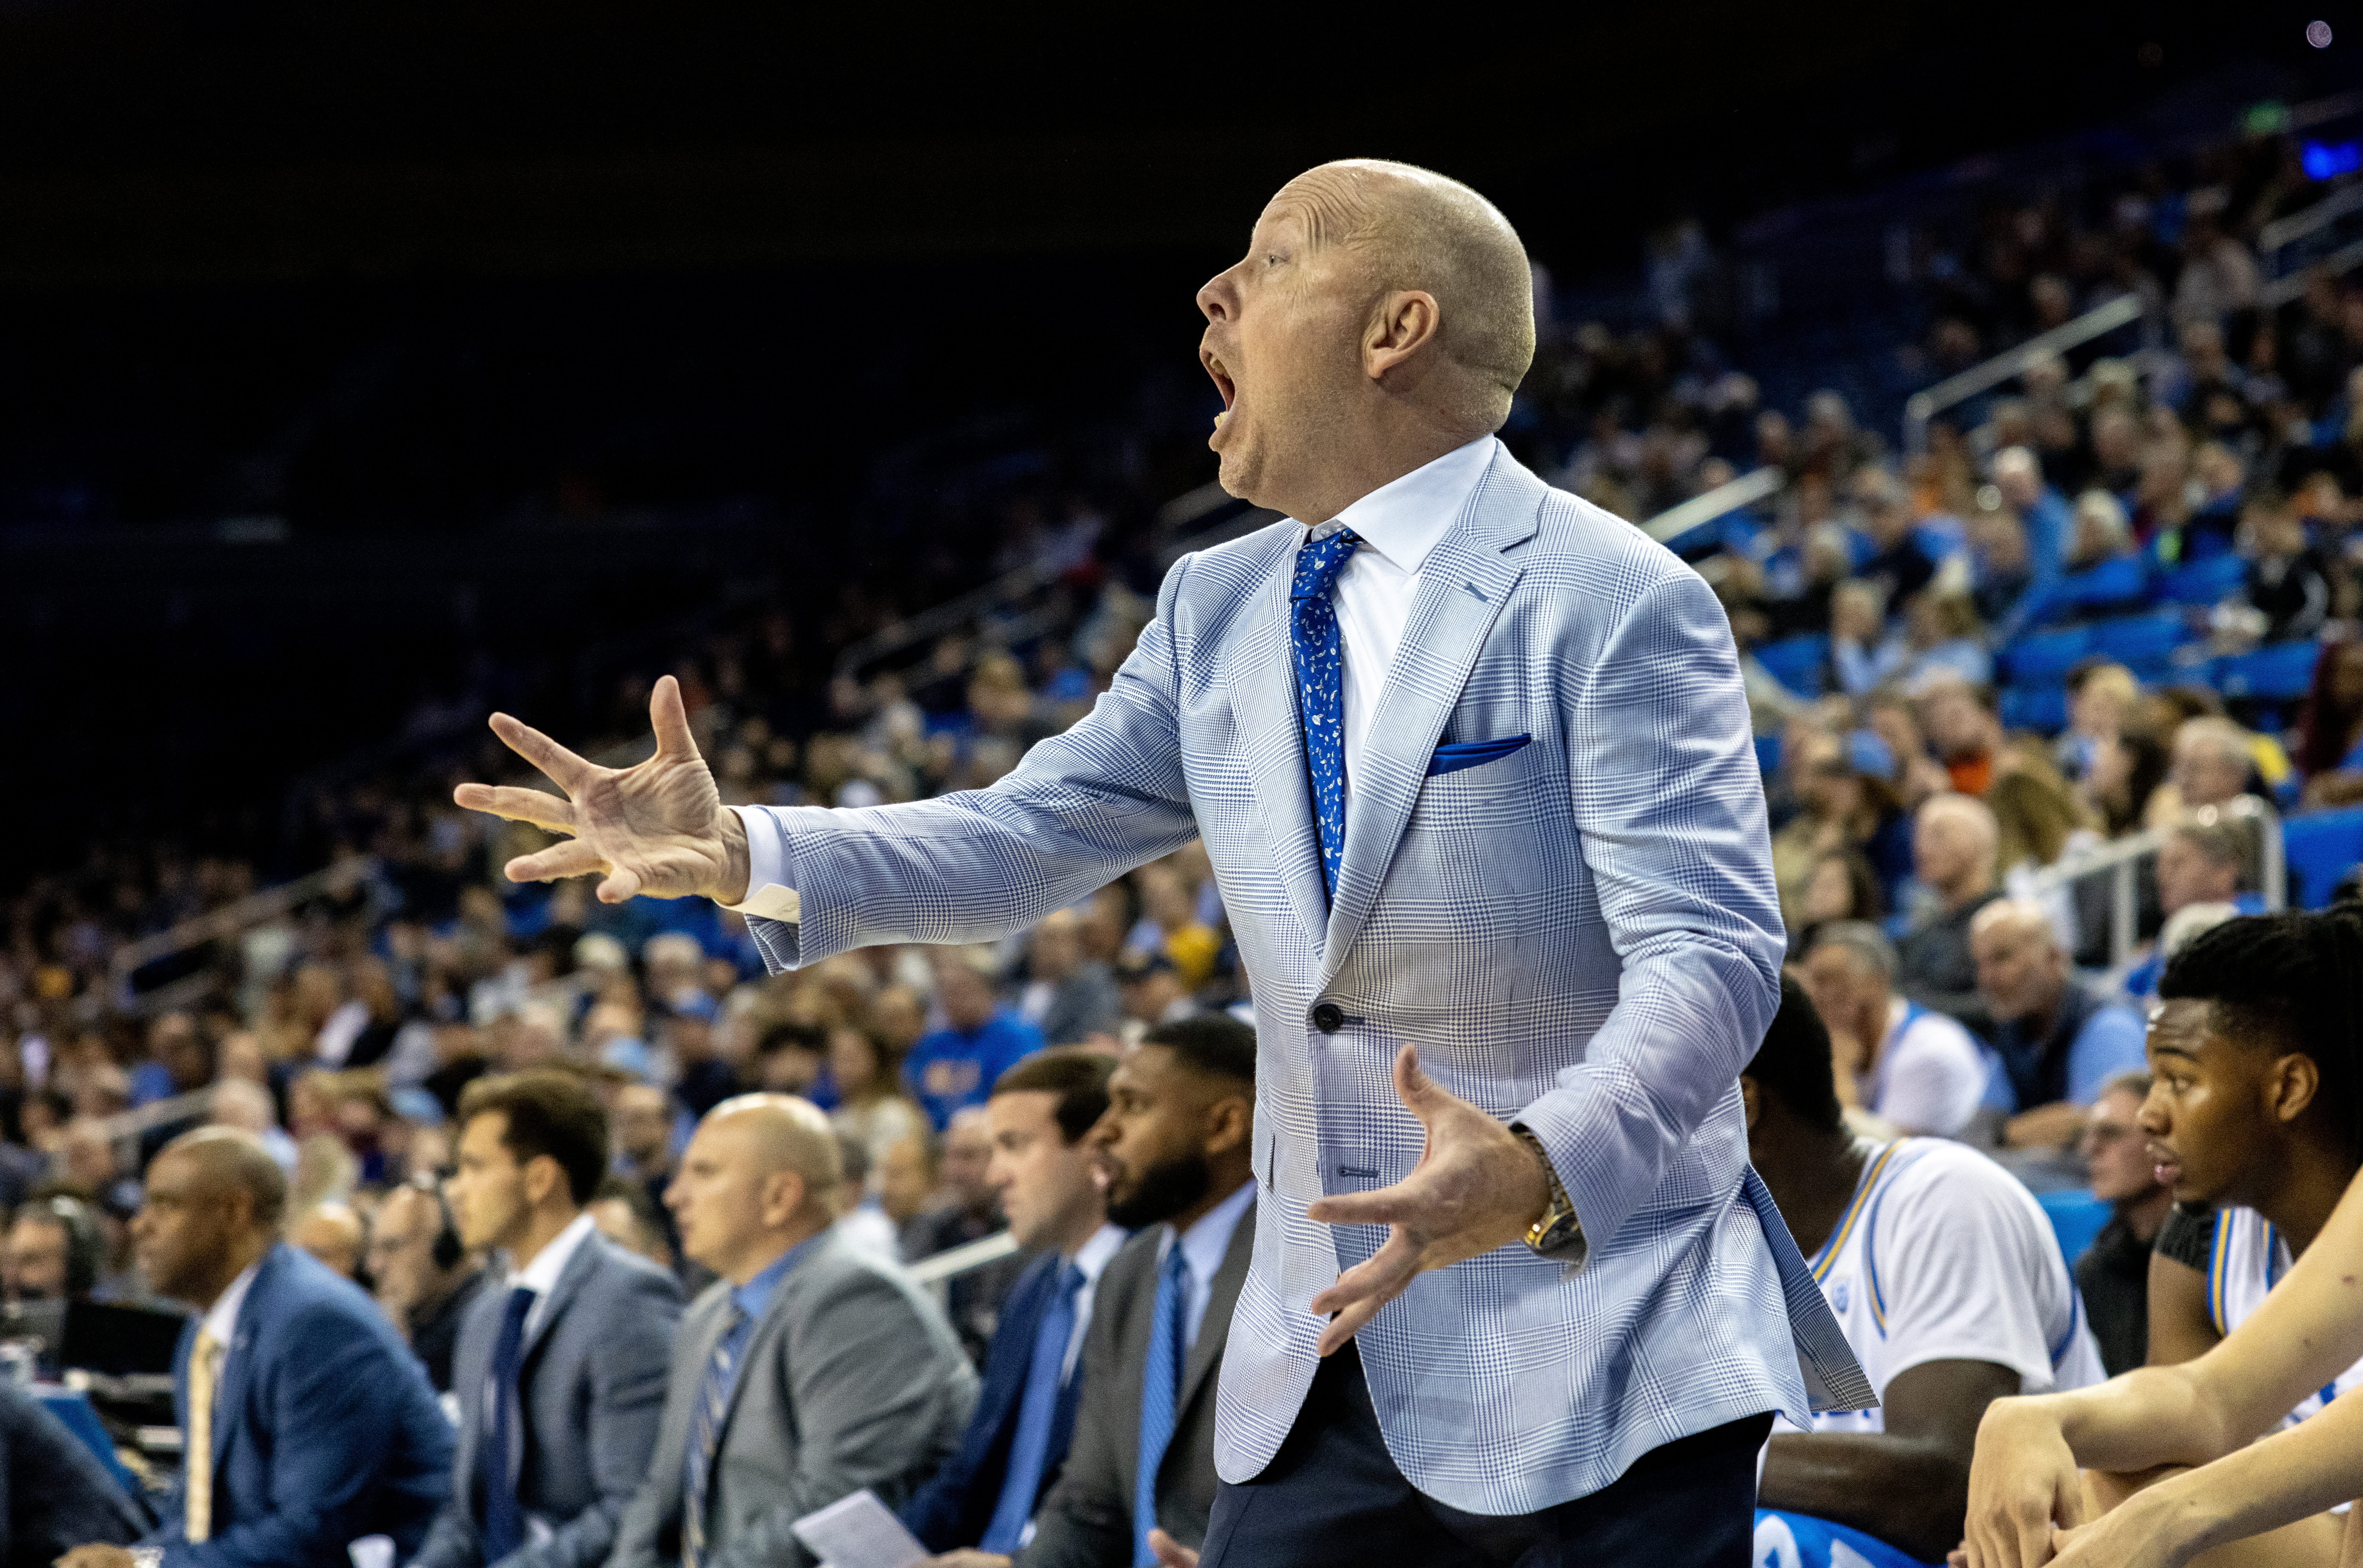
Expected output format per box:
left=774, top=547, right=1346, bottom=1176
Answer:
left=1228, top=533, right=1332, bottom=952
left=212, top=1246, right=286, bottom=1476
left=520, top=1230, right=603, bottom=1362
left=1176, top=1199, right=1254, bottom=1418
left=1319, top=455, right=1542, bottom=983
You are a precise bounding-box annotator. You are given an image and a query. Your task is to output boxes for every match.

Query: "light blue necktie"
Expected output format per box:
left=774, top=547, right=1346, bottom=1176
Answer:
left=1131, top=1244, right=1190, bottom=1568
left=980, top=1260, right=1086, bottom=1553
left=1290, top=526, right=1362, bottom=901
left=681, top=1302, right=748, bottom=1568
left=482, top=1285, right=535, bottom=1562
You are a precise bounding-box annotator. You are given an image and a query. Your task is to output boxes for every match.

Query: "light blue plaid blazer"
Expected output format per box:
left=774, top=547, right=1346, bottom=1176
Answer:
left=739, top=447, right=1871, bottom=1515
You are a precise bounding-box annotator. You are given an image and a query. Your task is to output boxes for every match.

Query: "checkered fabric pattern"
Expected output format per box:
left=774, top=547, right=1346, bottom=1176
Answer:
left=741, top=448, right=1871, bottom=1514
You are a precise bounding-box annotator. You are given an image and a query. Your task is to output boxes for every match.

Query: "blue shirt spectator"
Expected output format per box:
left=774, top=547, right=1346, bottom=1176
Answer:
left=1994, top=447, right=2072, bottom=584
left=1970, top=900, right=2148, bottom=1117
left=904, top=953, right=1045, bottom=1129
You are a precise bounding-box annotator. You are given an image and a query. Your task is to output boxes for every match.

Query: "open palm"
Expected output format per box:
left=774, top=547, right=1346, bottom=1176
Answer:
left=452, top=674, right=748, bottom=905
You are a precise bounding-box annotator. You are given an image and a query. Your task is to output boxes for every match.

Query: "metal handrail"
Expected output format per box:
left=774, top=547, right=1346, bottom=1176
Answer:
left=1903, top=294, right=2145, bottom=456
left=2023, top=794, right=2285, bottom=968
left=905, top=1228, right=1018, bottom=1285
left=1641, top=466, right=1785, bottom=545
left=107, top=858, right=379, bottom=990
left=2260, top=236, right=2363, bottom=310
left=2257, top=181, right=2363, bottom=261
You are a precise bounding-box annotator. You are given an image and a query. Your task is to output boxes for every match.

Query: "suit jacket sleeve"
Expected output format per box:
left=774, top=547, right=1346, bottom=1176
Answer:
left=164, top=1302, right=426, bottom=1568
left=1014, top=1260, right=1133, bottom=1568
left=737, top=555, right=1201, bottom=972
left=1513, top=563, right=1786, bottom=1260
left=709, top=1271, right=977, bottom=1568
left=409, top=1473, right=479, bottom=1568
left=508, top=1268, right=682, bottom=1568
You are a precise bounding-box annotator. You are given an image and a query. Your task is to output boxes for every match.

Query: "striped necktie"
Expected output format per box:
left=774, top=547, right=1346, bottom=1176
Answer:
left=185, top=1327, right=223, bottom=1542
left=1290, top=526, right=1362, bottom=900
left=1131, top=1243, right=1190, bottom=1568
left=681, top=1302, right=747, bottom=1568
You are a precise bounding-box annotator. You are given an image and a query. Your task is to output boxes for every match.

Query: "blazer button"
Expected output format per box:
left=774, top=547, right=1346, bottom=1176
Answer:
left=1310, top=1002, right=1344, bottom=1034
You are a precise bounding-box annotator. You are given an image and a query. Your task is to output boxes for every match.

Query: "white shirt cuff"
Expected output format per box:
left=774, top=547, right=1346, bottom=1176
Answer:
left=721, top=806, right=800, bottom=923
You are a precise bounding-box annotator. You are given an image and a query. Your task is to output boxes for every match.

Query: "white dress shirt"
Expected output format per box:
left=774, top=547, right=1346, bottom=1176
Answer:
left=722, top=434, right=1498, bottom=923
left=1154, top=1177, right=1256, bottom=1351
left=201, top=1256, right=264, bottom=1358
left=1063, top=1221, right=1128, bottom=1381
left=505, top=1210, right=597, bottom=1340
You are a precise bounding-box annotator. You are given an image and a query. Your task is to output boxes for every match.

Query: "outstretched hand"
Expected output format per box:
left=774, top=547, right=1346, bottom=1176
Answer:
left=1304, top=1045, right=1552, bottom=1356
left=452, top=674, right=751, bottom=906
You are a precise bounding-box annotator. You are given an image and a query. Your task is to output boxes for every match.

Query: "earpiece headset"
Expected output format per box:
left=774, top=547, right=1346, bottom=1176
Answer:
left=33, top=1195, right=102, bottom=1299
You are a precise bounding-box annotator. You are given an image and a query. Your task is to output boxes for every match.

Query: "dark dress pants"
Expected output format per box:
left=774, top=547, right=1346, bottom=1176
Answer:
left=1199, top=1343, right=1771, bottom=1568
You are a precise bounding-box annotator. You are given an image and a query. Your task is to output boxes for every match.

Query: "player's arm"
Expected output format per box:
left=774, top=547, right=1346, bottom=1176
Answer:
left=1761, top=1358, right=2022, bottom=1563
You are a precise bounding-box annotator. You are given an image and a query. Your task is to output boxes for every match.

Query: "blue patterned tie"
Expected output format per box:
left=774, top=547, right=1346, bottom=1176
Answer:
left=981, top=1260, right=1086, bottom=1553
left=681, top=1302, right=747, bottom=1568
left=1291, top=526, right=1361, bottom=901
left=1131, top=1243, right=1190, bottom=1568
left=482, top=1285, right=535, bottom=1562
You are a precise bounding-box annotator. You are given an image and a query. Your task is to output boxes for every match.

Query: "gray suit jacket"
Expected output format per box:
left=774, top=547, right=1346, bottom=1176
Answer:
left=412, top=1228, right=681, bottom=1568
left=610, top=1226, right=978, bottom=1568
left=1019, top=1199, right=1253, bottom=1568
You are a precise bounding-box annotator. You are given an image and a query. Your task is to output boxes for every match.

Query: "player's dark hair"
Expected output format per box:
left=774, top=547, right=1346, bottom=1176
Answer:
left=457, top=1068, right=611, bottom=1206
left=992, top=1049, right=1117, bottom=1143
left=2160, top=908, right=2363, bottom=1158
left=1744, top=974, right=1846, bottom=1135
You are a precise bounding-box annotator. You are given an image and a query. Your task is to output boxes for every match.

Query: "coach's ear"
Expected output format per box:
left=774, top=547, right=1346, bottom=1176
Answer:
left=1739, top=1076, right=1762, bottom=1134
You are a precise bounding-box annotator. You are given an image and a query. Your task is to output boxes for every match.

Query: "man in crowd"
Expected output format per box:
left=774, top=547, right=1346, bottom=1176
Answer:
left=1798, top=923, right=1987, bottom=1138
left=1898, top=792, right=2003, bottom=1031
left=903, top=1107, right=1025, bottom=1365
left=1992, top=446, right=2071, bottom=582
left=2071, top=1071, right=2172, bottom=1376
left=611, top=1094, right=975, bottom=1568
left=416, top=1069, right=681, bottom=1568
left=1023, top=1018, right=1256, bottom=1568
left=1015, top=910, right=1122, bottom=1047
left=2168, top=716, right=2256, bottom=813
left=906, top=952, right=1046, bottom=1131
left=61, top=1128, right=452, bottom=1568
left=908, top=1051, right=1124, bottom=1561
left=4, top=1196, right=100, bottom=1304
left=291, top=1201, right=367, bottom=1281
left=1917, top=678, right=2005, bottom=799
left=2121, top=818, right=2263, bottom=998
left=611, top=1081, right=684, bottom=1265
left=588, top=1175, right=678, bottom=1271
left=1746, top=980, right=2102, bottom=1568
left=369, top=1179, right=489, bottom=1392
left=1969, top=900, right=2147, bottom=1149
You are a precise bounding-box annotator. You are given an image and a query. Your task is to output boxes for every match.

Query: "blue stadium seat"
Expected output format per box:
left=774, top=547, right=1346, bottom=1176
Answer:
left=2088, top=610, right=2189, bottom=665
left=2213, top=641, right=2320, bottom=704
left=2284, top=807, right=2363, bottom=909
left=1999, top=626, right=2091, bottom=685
left=2037, top=1189, right=2113, bottom=1273
left=1754, top=634, right=1827, bottom=697
left=2154, top=554, right=2247, bottom=606
left=1999, top=685, right=2068, bottom=734
left=1754, top=733, right=1782, bottom=777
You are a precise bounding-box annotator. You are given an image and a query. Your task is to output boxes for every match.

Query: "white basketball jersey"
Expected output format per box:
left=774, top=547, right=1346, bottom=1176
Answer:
left=2206, top=1205, right=2363, bottom=1427
left=1797, top=1138, right=2106, bottom=1435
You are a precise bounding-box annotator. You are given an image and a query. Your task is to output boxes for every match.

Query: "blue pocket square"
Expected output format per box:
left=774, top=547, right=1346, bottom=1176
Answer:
left=1426, top=734, right=1532, bottom=777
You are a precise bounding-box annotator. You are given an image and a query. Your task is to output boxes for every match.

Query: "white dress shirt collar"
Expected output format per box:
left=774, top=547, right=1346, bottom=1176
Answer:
left=201, top=1256, right=264, bottom=1348
left=1158, top=1177, right=1256, bottom=1351
left=1305, top=434, right=1498, bottom=572
left=1070, top=1222, right=1127, bottom=1286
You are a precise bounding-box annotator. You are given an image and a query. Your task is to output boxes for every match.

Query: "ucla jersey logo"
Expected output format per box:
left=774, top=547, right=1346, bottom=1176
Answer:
left=1830, top=1278, right=1850, bottom=1313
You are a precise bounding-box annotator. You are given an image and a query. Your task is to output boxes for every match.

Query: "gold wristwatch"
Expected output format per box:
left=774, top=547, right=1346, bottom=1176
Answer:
left=1512, top=1127, right=1584, bottom=1258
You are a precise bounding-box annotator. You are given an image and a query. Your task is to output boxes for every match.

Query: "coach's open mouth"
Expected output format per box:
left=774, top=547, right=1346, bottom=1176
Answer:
left=1203, top=349, right=1236, bottom=412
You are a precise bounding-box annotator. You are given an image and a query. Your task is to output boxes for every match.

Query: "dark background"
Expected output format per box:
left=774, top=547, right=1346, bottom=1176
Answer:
left=6, top=1, right=2351, bottom=877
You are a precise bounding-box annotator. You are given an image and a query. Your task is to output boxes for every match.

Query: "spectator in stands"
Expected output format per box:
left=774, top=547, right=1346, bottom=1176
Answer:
left=1829, top=581, right=1896, bottom=697
left=1969, top=910, right=2363, bottom=1568
left=2055, top=661, right=2137, bottom=784
left=2117, top=817, right=2263, bottom=1003
left=2164, top=715, right=2258, bottom=816
left=290, top=1200, right=367, bottom=1281
left=1770, top=733, right=1911, bottom=933
left=1746, top=978, right=2103, bottom=1566
left=1014, top=909, right=1121, bottom=1048
left=613, top=1094, right=976, bottom=1568
left=1113, top=950, right=1194, bottom=1036
left=1897, top=792, right=2002, bottom=1031
left=588, top=1175, right=677, bottom=1271
left=827, top=1025, right=929, bottom=1179
left=421, top=1069, right=681, bottom=1568
left=1966, top=503, right=2033, bottom=629
left=2295, top=634, right=2363, bottom=802
left=3, top=1196, right=100, bottom=1304
left=1024, top=1018, right=1255, bottom=1568
left=901, top=1107, right=1024, bottom=1365
left=904, top=1050, right=1121, bottom=1559
left=1799, top=919, right=1987, bottom=1140
left=1970, top=900, right=2147, bottom=1152
left=2072, top=1070, right=2172, bottom=1377
left=95, top=1127, right=453, bottom=1568
left=368, top=1179, right=487, bottom=1393
left=1917, top=676, right=2003, bottom=798
left=906, top=950, right=1045, bottom=1131
left=1854, top=469, right=1939, bottom=608
left=1992, top=447, right=2071, bottom=581
left=610, top=1081, right=682, bottom=1265
left=1133, top=862, right=1220, bottom=991
left=2238, top=491, right=2336, bottom=644
left=1787, top=848, right=1885, bottom=960
left=2083, top=722, right=2170, bottom=840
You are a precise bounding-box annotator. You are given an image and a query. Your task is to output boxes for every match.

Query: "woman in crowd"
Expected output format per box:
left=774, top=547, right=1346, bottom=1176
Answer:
left=825, top=1024, right=929, bottom=1180
left=2296, top=634, right=2363, bottom=805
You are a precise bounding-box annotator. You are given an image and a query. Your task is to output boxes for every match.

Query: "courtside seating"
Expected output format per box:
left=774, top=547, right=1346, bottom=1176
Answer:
left=2154, top=554, right=2246, bottom=607
left=2283, top=806, right=2363, bottom=909
left=2213, top=642, right=2319, bottom=706
left=2037, top=1188, right=2113, bottom=1274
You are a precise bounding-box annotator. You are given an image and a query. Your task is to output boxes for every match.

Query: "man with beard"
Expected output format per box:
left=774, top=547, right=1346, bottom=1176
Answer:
left=1017, top=1018, right=1254, bottom=1568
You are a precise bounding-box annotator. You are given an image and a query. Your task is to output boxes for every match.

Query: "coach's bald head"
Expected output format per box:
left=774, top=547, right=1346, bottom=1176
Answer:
left=1197, top=159, right=1535, bottom=523
left=665, top=1092, right=845, bottom=1284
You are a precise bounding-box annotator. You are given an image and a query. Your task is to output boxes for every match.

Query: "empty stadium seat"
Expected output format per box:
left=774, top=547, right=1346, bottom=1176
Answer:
left=2037, top=1188, right=2113, bottom=1273
left=1998, top=626, right=2090, bottom=685
left=1999, top=685, right=2068, bottom=734
left=2283, top=806, right=2363, bottom=909
left=2154, top=553, right=2246, bottom=606
left=2088, top=610, right=2189, bottom=665
left=1754, top=633, right=1827, bottom=697
left=1754, top=733, right=1782, bottom=776
left=2213, top=641, right=2320, bottom=704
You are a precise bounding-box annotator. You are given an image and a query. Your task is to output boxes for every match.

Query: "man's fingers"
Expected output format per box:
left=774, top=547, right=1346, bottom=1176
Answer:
left=504, top=840, right=607, bottom=884
left=1305, top=1179, right=1416, bottom=1228
left=1390, top=1043, right=1438, bottom=1116
left=2012, top=1510, right=2053, bottom=1568
left=1308, top=1232, right=1421, bottom=1352
left=650, top=673, right=702, bottom=761
left=453, top=783, right=577, bottom=832
left=488, top=712, right=596, bottom=792
left=1145, top=1529, right=1199, bottom=1568
left=597, top=864, right=646, bottom=905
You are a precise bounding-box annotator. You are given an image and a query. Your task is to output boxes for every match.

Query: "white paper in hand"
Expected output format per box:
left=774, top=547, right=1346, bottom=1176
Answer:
left=789, top=1489, right=929, bottom=1568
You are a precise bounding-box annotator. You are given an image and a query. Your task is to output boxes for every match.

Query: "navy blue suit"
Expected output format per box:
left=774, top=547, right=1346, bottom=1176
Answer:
left=147, top=1244, right=455, bottom=1568
left=898, top=1250, right=1085, bottom=1552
